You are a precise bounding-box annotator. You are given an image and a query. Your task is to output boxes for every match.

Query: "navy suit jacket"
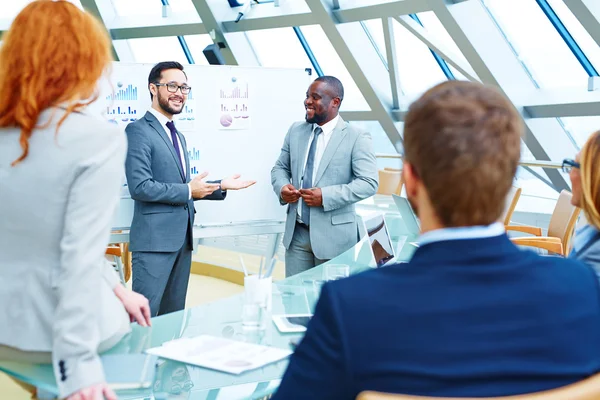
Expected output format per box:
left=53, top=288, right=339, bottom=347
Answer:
left=273, top=234, right=600, bottom=399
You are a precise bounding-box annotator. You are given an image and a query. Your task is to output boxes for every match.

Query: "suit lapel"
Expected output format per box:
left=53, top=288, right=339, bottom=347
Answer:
left=314, top=118, right=347, bottom=186
left=295, top=123, right=313, bottom=186
left=144, top=112, right=185, bottom=181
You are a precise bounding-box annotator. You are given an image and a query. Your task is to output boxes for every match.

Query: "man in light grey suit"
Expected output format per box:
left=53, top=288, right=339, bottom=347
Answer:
left=271, top=76, right=378, bottom=276
left=126, top=61, right=254, bottom=316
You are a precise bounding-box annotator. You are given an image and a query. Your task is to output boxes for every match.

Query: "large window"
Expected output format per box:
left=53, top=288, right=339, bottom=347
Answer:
left=245, top=27, right=313, bottom=69
left=482, top=0, right=589, bottom=89
left=558, top=116, right=600, bottom=148
left=547, top=0, right=600, bottom=73
left=362, top=19, right=448, bottom=96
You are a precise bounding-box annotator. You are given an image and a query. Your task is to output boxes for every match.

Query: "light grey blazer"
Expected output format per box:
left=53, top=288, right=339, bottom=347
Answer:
left=0, top=108, right=130, bottom=397
left=125, top=112, right=226, bottom=253
left=271, top=117, right=378, bottom=260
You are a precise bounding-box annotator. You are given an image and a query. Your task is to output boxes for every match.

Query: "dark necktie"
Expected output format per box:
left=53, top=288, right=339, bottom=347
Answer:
left=166, top=121, right=184, bottom=173
left=301, top=126, right=323, bottom=226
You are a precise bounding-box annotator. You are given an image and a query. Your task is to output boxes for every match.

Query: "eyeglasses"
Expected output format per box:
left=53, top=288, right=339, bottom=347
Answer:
left=154, top=82, right=192, bottom=95
left=562, top=158, right=580, bottom=173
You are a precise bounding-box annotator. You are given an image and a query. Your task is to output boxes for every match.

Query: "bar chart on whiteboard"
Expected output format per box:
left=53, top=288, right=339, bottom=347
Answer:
left=105, top=82, right=141, bottom=127
left=187, top=146, right=201, bottom=176
left=218, top=76, right=251, bottom=130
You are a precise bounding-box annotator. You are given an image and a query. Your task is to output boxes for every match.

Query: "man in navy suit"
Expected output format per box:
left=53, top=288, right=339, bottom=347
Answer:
left=272, top=81, right=600, bottom=399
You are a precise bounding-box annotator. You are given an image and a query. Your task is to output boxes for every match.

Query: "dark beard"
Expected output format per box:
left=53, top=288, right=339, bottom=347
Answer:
left=306, top=111, right=328, bottom=125
left=158, top=93, right=183, bottom=115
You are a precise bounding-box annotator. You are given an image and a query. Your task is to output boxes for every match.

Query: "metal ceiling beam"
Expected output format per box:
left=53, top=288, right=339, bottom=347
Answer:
left=522, top=89, right=600, bottom=118
left=222, top=13, right=315, bottom=32
left=340, top=111, right=378, bottom=121
left=394, top=15, right=480, bottom=82
left=564, top=0, right=600, bottom=48
left=382, top=17, right=404, bottom=110
left=333, top=0, right=432, bottom=24
left=427, top=0, right=570, bottom=192
left=305, top=0, right=402, bottom=148
left=110, top=23, right=207, bottom=40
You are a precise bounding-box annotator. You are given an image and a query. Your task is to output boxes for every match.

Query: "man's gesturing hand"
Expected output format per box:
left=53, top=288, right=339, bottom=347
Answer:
left=190, top=171, right=221, bottom=199
left=221, top=174, right=257, bottom=191
left=281, top=184, right=301, bottom=204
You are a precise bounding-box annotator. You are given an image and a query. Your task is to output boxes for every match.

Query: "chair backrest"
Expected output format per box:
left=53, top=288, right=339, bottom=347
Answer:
left=377, top=169, right=403, bottom=196
left=501, top=186, right=522, bottom=225
left=547, top=190, right=581, bottom=254
left=357, top=372, right=600, bottom=400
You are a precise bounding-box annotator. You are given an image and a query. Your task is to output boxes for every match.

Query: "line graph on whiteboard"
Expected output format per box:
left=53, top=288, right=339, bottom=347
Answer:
left=218, top=76, right=251, bottom=130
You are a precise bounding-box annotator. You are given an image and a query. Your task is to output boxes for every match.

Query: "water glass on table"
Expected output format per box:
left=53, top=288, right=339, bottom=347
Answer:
left=242, top=302, right=265, bottom=330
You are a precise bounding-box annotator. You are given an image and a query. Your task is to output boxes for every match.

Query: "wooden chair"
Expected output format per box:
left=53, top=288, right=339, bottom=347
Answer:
left=105, top=243, right=132, bottom=284
left=357, top=372, right=600, bottom=399
left=507, top=190, right=580, bottom=256
left=377, top=169, right=403, bottom=196
left=501, top=186, right=522, bottom=226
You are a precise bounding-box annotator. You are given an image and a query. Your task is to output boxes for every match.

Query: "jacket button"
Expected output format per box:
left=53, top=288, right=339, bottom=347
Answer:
left=184, top=205, right=188, bottom=210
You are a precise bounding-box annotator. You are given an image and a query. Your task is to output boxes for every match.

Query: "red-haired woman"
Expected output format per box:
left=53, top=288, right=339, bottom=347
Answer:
left=0, top=2, right=150, bottom=399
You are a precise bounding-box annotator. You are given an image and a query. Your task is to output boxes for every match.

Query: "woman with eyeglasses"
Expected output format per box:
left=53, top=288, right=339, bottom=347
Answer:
left=0, top=2, right=151, bottom=399
left=564, top=130, right=600, bottom=276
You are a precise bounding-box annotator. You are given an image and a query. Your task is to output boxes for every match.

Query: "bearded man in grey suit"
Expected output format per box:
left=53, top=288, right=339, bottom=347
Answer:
left=271, top=76, right=379, bottom=277
left=126, top=61, right=254, bottom=317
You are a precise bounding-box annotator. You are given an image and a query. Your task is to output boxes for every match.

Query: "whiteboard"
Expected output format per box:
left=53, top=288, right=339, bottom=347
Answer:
left=93, top=63, right=311, bottom=229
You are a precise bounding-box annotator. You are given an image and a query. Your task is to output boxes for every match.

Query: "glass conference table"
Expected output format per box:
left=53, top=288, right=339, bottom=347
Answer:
left=0, top=198, right=418, bottom=400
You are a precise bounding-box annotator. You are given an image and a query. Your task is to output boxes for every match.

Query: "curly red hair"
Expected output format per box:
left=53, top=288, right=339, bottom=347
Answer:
left=0, top=0, right=113, bottom=165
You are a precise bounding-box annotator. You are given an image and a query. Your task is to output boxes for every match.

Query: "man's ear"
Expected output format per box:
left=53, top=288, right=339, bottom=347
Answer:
left=402, top=162, right=419, bottom=198
left=149, top=83, right=157, bottom=97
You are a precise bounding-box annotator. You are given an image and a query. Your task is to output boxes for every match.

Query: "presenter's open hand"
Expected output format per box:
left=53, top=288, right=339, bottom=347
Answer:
left=221, top=174, right=257, bottom=191
left=299, top=188, right=322, bottom=207
left=190, top=171, right=221, bottom=199
left=66, top=383, right=116, bottom=400
left=281, top=184, right=301, bottom=204
left=114, top=285, right=151, bottom=327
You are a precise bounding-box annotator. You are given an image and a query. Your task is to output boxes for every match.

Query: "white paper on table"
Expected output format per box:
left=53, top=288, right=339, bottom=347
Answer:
left=145, top=335, right=292, bottom=375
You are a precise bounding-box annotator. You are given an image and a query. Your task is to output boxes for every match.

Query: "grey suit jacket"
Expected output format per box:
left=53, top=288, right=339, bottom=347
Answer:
left=0, top=109, right=130, bottom=397
left=570, top=224, right=600, bottom=280
left=271, top=117, right=378, bottom=260
left=125, top=112, right=226, bottom=253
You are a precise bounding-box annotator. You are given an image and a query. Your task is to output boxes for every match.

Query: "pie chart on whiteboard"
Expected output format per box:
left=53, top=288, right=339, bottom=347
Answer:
left=220, top=114, right=233, bottom=127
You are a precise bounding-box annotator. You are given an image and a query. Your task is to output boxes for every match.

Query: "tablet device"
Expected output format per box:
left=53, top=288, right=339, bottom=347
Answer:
left=272, top=314, right=312, bottom=333
left=362, top=212, right=395, bottom=267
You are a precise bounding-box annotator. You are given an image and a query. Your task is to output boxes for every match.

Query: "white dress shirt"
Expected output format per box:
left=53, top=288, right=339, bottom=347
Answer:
left=297, top=114, right=340, bottom=221
left=148, top=108, right=191, bottom=199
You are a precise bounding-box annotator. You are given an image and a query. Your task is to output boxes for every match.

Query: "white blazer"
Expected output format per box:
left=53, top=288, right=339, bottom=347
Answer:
left=0, top=108, right=130, bottom=397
